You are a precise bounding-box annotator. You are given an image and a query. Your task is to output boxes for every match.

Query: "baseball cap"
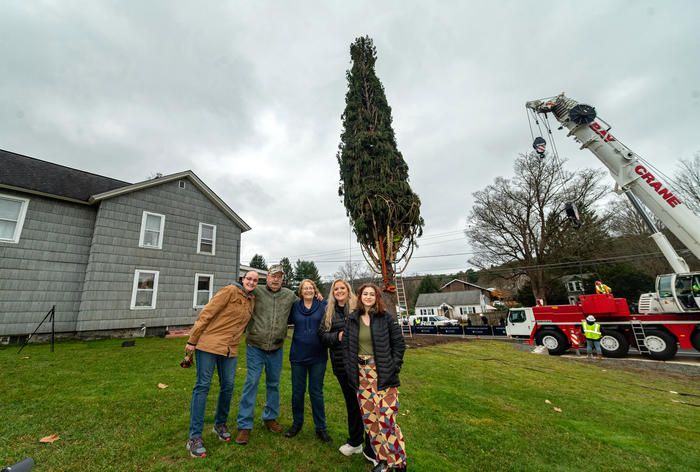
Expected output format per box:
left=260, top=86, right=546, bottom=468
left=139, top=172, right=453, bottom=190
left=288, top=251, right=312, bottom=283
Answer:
left=268, top=264, right=284, bottom=274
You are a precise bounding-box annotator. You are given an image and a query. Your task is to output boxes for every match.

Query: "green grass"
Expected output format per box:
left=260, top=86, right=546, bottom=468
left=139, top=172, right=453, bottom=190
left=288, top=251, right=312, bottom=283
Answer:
left=1, top=337, right=699, bottom=471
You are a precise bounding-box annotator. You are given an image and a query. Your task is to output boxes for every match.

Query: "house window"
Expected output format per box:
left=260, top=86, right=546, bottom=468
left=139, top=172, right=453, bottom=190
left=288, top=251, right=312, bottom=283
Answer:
left=130, top=270, right=159, bottom=309
left=459, top=306, right=476, bottom=315
left=568, top=296, right=578, bottom=305
left=567, top=281, right=584, bottom=292
left=139, top=211, right=165, bottom=249
left=197, top=223, right=216, bottom=255
left=0, top=194, right=30, bottom=244
left=194, top=273, right=213, bottom=308
left=179, top=180, right=186, bottom=189
left=419, top=308, right=435, bottom=316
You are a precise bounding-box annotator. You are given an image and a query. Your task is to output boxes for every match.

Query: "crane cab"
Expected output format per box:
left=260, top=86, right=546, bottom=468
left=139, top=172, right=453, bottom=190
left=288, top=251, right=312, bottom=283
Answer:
left=638, top=272, right=700, bottom=314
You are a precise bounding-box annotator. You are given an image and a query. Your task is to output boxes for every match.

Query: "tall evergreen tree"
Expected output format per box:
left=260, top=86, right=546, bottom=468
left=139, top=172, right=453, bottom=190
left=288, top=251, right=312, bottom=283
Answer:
left=293, top=259, right=324, bottom=295
left=249, top=254, right=268, bottom=271
left=337, top=35, right=424, bottom=306
left=280, top=257, right=295, bottom=289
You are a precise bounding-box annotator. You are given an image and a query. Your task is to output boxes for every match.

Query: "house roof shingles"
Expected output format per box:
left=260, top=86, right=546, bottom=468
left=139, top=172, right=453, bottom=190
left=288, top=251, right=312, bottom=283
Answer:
left=1, top=149, right=131, bottom=202
left=415, top=291, right=483, bottom=307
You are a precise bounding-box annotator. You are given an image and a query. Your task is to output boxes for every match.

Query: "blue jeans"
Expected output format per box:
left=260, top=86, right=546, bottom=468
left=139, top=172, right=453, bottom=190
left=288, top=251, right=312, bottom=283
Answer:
left=189, top=350, right=238, bottom=439
left=586, top=339, right=602, bottom=356
left=236, top=345, right=283, bottom=430
left=291, top=361, right=327, bottom=431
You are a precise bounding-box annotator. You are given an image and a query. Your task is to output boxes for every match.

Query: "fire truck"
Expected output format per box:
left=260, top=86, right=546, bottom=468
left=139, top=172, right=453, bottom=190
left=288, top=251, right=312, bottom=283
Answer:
left=505, top=94, right=700, bottom=360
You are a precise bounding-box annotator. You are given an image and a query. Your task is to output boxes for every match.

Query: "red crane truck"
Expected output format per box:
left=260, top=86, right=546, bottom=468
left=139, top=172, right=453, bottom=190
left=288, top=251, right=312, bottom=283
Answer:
left=505, top=94, right=700, bottom=360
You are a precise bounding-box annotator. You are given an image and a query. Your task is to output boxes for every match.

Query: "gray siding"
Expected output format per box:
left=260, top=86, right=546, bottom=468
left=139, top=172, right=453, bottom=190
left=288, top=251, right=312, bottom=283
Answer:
left=0, top=190, right=95, bottom=335
left=76, top=180, right=242, bottom=331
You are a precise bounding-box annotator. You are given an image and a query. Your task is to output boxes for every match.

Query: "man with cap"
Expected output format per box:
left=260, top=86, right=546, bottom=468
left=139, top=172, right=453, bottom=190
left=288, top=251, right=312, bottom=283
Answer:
left=235, top=263, right=298, bottom=445
left=582, top=315, right=603, bottom=359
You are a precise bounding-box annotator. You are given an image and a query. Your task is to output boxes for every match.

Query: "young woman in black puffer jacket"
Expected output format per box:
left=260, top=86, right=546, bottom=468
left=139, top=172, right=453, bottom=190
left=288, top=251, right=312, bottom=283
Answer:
left=318, top=279, right=377, bottom=465
left=343, top=283, right=407, bottom=472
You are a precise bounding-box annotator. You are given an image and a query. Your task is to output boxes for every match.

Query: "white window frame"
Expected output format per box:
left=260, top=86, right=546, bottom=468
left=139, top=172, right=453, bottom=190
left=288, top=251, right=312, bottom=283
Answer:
left=197, top=223, right=216, bottom=255
left=459, top=306, right=477, bottom=315
left=0, top=194, right=30, bottom=244
left=193, top=273, right=214, bottom=308
left=419, top=308, right=435, bottom=316
left=130, top=270, right=160, bottom=310
left=138, top=211, right=165, bottom=249
left=567, top=281, right=584, bottom=292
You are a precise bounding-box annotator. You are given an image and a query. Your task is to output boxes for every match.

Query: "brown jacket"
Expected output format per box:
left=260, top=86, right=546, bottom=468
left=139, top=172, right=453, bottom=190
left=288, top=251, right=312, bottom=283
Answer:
left=187, top=284, right=255, bottom=357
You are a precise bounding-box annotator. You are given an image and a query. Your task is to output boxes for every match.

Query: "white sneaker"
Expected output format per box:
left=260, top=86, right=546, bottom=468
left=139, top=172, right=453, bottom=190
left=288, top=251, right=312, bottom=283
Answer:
left=338, top=443, right=363, bottom=456
left=363, top=450, right=379, bottom=467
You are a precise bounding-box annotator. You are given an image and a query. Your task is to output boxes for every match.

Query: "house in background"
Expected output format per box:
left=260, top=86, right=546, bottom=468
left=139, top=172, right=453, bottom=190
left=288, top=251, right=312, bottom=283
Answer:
left=0, top=149, right=250, bottom=341
left=415, top=290, right=494, bottom=318
left=561, top=274, right=590, bottom=305
left=440, top=278, right=492, bottom=297
left=414, top=277, right=501, bottom=324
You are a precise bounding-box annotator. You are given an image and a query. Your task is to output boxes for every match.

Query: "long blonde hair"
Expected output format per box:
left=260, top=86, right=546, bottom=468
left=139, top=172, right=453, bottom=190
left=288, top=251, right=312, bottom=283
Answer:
left=323, top=279, right=356, bottom=330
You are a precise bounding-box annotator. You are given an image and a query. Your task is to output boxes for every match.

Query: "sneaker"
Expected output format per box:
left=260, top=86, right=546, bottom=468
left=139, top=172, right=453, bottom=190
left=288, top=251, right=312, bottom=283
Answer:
left=263, top=419, right=283, bottom=433
left=212, top=423, right=232, bottom=442
left=186, top=437, right=207, bottom=458
left=371, top=461, right=388, bottom=472
left=339, top=443, right=363, bottom=456
left=364, top=450, right=379, bottom=467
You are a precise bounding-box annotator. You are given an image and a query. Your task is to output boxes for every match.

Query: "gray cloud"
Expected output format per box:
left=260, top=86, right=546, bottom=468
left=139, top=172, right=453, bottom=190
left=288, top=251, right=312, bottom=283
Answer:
left=1, top=0, right=698, bottom=278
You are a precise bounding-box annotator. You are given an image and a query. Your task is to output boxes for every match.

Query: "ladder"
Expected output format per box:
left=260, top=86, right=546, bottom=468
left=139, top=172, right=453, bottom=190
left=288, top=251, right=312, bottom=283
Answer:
left=396, top=275, right=412, bottom=337
left=630, top=320, right=649, bottom=354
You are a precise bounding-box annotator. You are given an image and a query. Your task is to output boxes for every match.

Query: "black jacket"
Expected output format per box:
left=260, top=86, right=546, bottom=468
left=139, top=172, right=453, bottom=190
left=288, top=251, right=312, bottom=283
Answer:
left=343, top=309, right=406, bottom=390
left=318, top=304, right=348, bottom=378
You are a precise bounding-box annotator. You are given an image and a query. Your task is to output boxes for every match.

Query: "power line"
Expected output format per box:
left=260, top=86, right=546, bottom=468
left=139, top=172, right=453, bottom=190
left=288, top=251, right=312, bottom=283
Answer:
left=257, top=228, right=470, bottom=262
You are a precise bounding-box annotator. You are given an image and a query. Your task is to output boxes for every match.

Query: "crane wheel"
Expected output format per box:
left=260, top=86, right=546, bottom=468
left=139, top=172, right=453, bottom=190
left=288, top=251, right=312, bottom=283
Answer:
left=643, top=330, right=678, bottom=361
left=600, top=330, right=629, bottom=358
left=691, top=329, right=700, bottom=352
left=535, top=330, right=569, bottom=356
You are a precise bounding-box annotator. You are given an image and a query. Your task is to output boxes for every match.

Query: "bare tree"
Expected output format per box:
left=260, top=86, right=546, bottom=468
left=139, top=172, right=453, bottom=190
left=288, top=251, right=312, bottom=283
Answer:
left=674, top=153, right=700, bottom=215
left=604, top=199, right=670, bottom=277
left=466, top=153, right=607, bottom=303
left=333, top=261, right=377, bottom=290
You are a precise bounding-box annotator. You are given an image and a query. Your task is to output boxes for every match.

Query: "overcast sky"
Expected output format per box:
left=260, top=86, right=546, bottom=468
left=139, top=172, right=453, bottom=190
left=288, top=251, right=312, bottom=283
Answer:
left=2, top=1, right=699, bottom=279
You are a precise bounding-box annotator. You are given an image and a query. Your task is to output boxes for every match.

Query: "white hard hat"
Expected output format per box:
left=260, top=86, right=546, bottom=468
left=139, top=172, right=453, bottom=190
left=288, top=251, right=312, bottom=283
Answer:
left=586, top=315, right=596, bottom=322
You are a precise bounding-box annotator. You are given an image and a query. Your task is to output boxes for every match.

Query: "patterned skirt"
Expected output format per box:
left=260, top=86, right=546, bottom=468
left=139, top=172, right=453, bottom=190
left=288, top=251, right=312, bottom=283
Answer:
left=357, top=360, right=407, bottom=468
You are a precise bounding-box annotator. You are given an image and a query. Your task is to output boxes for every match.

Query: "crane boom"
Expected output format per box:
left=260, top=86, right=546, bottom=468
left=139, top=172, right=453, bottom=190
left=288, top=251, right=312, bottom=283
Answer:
left=526, top=94, right=700, bottom=271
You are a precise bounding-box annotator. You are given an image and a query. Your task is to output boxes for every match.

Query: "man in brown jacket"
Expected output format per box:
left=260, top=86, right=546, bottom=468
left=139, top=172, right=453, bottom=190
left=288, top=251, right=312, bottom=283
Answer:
left=185, top=271, right=258, bottom=458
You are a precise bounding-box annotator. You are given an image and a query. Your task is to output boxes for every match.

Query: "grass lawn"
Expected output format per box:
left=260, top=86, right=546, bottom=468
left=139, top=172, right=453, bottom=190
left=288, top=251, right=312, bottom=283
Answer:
left=1, top=337, right=699, bottom=471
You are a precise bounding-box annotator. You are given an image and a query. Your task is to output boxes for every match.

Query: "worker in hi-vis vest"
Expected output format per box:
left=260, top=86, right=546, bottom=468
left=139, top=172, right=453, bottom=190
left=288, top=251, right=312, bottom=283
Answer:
left=582, top=315, right=603, bottom=359
left=594, top=280, right=611, bottom=295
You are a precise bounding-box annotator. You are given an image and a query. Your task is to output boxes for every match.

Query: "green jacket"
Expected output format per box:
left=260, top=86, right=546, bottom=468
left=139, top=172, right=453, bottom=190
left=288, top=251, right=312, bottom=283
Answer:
left=246, top=286, right=297, bottom=351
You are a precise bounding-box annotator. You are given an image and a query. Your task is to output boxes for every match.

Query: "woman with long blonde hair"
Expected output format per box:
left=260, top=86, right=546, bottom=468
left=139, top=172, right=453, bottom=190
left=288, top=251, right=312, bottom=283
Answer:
left=318, top=279, right=376, bottom=464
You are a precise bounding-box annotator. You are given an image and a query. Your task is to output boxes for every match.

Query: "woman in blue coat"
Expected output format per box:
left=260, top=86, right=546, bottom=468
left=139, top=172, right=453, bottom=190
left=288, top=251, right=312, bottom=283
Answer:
left=285, top=279, right=331, bottom=442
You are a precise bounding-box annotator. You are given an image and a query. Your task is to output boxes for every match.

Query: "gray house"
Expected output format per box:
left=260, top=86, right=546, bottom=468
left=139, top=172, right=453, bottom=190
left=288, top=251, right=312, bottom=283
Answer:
left=0, top=150, right=250, bottom=340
